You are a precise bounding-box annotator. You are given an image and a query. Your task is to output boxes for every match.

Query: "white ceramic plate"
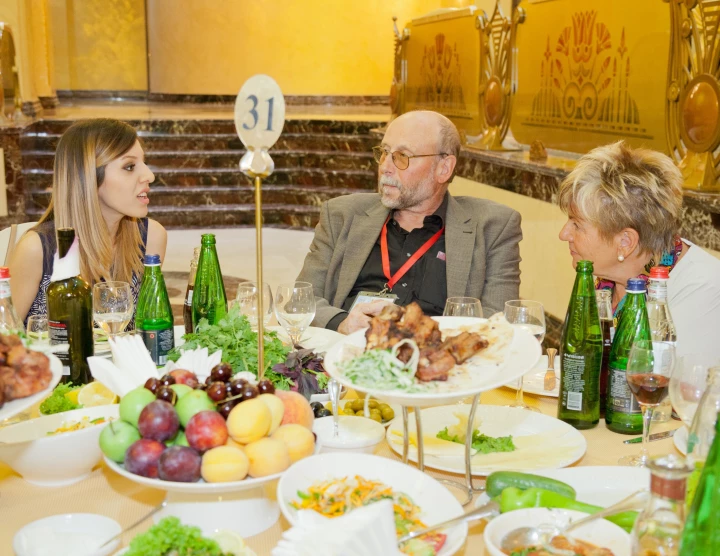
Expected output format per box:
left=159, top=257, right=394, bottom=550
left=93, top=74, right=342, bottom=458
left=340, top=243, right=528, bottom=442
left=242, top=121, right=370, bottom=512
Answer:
left=674, top=425, right=689, bottom=455
left=14, top=513, right=121, bottom=556
left=504, top=354, right=559, bottom=398
left=475, top=465, right=650, bottom=508
left=0, top=352, right=63, bottom=422
left=325, top=317, right=542, bottom=407
left=387, top=404, right=586, bottom=476
left=277, top=452, right=467, bottom=556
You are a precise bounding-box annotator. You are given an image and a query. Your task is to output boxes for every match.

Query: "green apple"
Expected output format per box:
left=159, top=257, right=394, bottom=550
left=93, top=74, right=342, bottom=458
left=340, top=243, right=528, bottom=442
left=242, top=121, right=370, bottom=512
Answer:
left=173, top=430, right=189, bottom=447
left=99, top=420, right=141, bottom=462
left=119, top=387, right=156, bottom=428
left=175, top=390, right=216, bottom=427
left=169, top=383, right=193, bottom=400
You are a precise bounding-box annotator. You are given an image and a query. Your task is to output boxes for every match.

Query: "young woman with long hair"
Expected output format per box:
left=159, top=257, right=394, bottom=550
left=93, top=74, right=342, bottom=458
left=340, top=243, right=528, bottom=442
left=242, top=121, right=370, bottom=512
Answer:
left=9, top=118, right=167, bottom=326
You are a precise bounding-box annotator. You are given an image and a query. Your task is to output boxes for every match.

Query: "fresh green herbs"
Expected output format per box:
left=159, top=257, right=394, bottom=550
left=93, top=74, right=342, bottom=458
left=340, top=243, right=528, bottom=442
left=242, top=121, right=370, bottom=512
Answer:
left=168, top=305, right=290, bottom=380
left=436, top=427, right=516, bottom=454
left=125, top=516, right=231, bottom=556
left=38, top=383, right=81, bottom=415
left=339, top=348, right=430, bottom=392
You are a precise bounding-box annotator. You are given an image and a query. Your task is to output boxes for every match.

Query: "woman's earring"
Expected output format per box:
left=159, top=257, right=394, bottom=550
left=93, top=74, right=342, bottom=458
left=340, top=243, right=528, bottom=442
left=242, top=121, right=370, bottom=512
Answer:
left=618, top=254, right=625, bottom=262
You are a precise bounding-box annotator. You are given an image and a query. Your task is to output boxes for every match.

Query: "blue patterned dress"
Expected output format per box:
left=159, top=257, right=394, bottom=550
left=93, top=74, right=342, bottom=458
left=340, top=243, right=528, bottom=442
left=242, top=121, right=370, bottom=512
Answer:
left=25, top=219, right=149, bottom=330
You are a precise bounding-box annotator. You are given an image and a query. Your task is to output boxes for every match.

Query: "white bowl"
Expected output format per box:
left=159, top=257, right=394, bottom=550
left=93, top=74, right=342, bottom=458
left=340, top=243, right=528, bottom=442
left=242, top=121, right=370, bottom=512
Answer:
left=483, top=508, right=631, bottom=556
left=0, top=404, right=119, bottom=486
left=277, top=452, right=467, bottom=556
left=313, top=415, right=385, bottom=454
left=13, top=513, right=121, bottom=556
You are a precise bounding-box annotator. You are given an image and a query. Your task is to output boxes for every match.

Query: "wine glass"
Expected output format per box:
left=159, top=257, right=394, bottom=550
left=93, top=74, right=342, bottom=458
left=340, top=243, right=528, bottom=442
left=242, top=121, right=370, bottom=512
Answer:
left=275, top=282, right=316, bottom=348
left=93, top=281, right=132, bottom=339
left=443, top=297, right=483, bottom=317
left=236, top=281, right=273, bottom=330
left=26, top=314, right=49, bottom=348
left=620, top=340, right=676, bottom=467
left=504, top=300, right=545, bottom=411
left=669, top=354, right=717, bottom=427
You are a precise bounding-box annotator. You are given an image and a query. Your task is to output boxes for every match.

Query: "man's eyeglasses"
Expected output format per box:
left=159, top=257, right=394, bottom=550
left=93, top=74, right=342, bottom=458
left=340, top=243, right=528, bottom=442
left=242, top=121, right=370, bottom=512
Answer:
left=371, top=146, right=447, bottom=171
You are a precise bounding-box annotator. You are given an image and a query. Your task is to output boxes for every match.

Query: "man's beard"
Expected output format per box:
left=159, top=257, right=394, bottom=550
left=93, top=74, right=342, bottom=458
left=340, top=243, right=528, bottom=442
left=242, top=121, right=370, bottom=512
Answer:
left=378, top=174, right=434, bottom=210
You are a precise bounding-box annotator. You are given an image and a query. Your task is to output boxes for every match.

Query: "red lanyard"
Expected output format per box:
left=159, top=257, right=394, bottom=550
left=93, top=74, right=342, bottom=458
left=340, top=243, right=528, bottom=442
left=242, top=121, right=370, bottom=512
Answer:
left=380, top=216, right=445, bottom=291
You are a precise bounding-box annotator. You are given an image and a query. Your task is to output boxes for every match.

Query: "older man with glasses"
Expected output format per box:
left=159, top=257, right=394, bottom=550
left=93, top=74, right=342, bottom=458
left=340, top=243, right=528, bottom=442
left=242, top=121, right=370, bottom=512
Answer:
left=296, top=110, right=522, bottom=334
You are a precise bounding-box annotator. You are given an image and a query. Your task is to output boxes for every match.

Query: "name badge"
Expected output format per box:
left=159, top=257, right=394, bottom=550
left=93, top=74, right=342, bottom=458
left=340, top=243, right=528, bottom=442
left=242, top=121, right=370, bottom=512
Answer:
left=349, top=291, right=399, bottom=311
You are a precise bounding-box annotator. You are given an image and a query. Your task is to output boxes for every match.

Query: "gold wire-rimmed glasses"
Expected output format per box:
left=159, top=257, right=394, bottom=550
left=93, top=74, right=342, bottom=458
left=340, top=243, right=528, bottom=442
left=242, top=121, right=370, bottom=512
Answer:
left=371, top=146, right=447, bottom=170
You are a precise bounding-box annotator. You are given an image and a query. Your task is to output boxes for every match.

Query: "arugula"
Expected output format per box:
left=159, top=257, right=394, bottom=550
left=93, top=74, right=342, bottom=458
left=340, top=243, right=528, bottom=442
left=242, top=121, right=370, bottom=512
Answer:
left=167, top=305, right=290, bottom=381
left=125, top=516, right=231, bottom=556
left=436, top=427, right=516, bottom=454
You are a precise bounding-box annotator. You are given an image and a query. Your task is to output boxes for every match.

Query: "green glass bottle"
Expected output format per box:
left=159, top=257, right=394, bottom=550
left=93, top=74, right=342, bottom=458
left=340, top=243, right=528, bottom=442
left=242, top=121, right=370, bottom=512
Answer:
left=47, top=228, right=94, bottom=385
left=680, top=412, right=720, bottom=554
left=557, top=260, right=603, bottom=429
left=191, top=234, right=227, bottom=329
left=605, top=278, right=651, bottom=434
left=136, top=254, right=175, bottom=366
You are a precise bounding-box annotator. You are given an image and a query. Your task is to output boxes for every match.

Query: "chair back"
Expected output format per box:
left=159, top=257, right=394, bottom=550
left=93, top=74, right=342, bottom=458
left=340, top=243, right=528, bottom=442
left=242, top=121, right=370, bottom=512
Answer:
left=0, top=221, right=39, bottom=266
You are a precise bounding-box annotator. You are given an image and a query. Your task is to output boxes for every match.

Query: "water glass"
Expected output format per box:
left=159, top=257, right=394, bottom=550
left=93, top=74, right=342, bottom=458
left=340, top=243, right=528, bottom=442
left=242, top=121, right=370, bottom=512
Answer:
left=26, top=314, right=49, bottom=348
left=93, top=281, right=132, bottom=339
left=275, top=282, right=316, bottom=348
left=236, top=281, right=273, bottom=330
left=504, top=300, right=546, bottom=412
left=443, top=297, right=483, bottom=318
left=669, top=354, right=718, bottom=427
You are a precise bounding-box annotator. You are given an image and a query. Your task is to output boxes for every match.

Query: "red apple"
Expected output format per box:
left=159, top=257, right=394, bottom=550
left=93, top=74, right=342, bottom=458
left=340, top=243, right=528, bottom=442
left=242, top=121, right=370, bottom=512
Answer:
left=125, top=438, right=165, bottom=478
left=169, top=369, right=199, bottom=389
left=185, top=410, right=228, bottom=453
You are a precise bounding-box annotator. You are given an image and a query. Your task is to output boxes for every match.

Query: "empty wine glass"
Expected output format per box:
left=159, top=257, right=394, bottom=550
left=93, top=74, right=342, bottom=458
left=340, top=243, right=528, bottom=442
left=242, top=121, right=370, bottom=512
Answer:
left=504, top=300, right=545, bottom=412
left=93, top=281, right=132, bottom=339
left=236, top=281, right=273, bottom=330
left=26, top=314, right=49, bottom=348
left=669, top=354, right=718, bottom=427
left=620, top=340, right=676, bottom=467
left=443, top=297, right=483, bottom=317
left=275, top=282, right=315, bottom=348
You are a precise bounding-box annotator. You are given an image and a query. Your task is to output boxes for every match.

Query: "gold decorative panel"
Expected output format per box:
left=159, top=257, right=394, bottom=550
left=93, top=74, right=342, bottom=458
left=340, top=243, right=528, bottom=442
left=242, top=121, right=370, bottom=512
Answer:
left=512, top=0, right=670, bottom=153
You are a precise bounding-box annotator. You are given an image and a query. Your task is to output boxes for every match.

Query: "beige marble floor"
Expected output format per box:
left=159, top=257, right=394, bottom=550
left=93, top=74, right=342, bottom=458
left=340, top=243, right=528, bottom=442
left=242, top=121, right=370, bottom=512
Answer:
left=41, top=101, right=389, bottom=122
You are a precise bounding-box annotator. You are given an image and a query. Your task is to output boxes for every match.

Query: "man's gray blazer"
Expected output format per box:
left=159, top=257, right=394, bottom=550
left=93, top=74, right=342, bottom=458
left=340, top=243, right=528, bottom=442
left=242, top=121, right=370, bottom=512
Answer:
left=296, top=192, right=522, bottom=328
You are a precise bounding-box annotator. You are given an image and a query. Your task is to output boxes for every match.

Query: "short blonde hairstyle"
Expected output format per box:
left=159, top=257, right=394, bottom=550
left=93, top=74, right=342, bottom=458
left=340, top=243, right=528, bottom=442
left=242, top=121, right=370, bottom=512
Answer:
left=557, top=141, right=683, bottom=256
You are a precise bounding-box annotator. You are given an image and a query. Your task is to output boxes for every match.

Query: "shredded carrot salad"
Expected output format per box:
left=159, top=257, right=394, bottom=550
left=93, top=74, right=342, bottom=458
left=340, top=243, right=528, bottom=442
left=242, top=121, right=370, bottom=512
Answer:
left=47, top=416, right=110, bottom=435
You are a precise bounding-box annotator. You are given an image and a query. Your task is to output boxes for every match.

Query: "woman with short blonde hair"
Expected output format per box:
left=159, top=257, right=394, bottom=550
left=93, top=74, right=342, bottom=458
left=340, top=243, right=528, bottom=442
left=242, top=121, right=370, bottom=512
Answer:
left=10, top=118, right=167, bottom=327
left=558, top=141, right=720, bottom=358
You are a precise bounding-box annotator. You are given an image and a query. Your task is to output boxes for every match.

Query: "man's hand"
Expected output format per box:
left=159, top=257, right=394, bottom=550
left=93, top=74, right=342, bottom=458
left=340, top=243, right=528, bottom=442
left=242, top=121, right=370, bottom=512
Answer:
left=337, top=300, right=393, bottom=335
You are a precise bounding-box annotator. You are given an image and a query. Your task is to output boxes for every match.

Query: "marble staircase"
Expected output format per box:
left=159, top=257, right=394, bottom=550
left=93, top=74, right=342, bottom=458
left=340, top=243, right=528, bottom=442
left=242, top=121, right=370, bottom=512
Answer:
left=20, top=119, right=381, bottom=228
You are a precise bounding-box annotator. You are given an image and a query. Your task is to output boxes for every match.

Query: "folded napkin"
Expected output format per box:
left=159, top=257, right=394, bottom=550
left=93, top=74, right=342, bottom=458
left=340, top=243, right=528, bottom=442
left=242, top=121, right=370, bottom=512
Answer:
left=163, top=346, right=223, bottom=381
left=87, top=335, right=160, bottom=397
left=272, top=500, right=403, bottom=556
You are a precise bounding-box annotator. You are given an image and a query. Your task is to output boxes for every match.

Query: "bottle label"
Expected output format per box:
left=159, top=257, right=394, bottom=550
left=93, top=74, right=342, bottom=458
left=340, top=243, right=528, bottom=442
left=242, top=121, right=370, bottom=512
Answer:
left=49, top=319, right=70, bottom=374
left=561, top=353, right=586, bottom=411
left=648, top=280, right=668, bottom=301
left=140, top=327, right=174, bottom=366
left=608, top=366, right=641, bottom=414
left=0, top=281, right=10, bottom=299
left=185, top=289, right=194, bottom=307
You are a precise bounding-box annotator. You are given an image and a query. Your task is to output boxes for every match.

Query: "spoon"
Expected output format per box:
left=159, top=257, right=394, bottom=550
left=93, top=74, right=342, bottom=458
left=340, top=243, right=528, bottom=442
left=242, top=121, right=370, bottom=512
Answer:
left=97, top=500, right=167, bottom=549
left=500, top=490, right=648, bottom=553
left=328, top=378, right=341, bottom=439
left=397, top=500, right=499, bottom=545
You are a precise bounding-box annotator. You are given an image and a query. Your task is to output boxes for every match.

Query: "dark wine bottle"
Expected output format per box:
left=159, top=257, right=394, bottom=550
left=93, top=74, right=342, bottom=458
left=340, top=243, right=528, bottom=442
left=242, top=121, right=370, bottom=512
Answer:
left=47, top=227, right=94, bottom=384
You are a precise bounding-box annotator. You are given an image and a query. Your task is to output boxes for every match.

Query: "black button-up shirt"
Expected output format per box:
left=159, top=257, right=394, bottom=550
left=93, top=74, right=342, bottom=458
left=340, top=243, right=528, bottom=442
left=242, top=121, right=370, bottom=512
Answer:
left=327, top=195, right=448, bottom=330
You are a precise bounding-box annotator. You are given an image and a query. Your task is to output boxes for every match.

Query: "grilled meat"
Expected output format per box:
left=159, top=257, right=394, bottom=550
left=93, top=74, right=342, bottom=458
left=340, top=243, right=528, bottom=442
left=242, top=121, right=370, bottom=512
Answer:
left=0, top=337, right=52, bottom=402
left=416, top=347, right=455, bottom=381
left=440, top=332, right=489, bottom=364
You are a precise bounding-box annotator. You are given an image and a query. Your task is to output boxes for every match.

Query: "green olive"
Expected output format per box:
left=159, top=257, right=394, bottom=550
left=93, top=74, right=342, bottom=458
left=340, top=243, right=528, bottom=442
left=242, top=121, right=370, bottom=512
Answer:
left=343, top=408, right=356, bottom=416
left=381, top=407, right=395, bottom=421
left=367, top=400, right=379, bottom=409
left=378, top=403, right=391, bottom=411
left=369, top=413, right=382, bottom=423
left=344, top=401, right=354, bottom=411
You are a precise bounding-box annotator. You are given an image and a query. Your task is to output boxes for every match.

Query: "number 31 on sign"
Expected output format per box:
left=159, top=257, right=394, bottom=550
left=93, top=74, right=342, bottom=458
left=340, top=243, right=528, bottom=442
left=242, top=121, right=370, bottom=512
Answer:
left=234, top=74, right=286, bottom=151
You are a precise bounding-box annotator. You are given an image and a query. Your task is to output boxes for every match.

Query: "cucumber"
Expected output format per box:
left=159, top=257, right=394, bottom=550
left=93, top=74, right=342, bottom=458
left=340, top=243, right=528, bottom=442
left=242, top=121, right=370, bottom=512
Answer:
left=486, top=471, right=577, bottom=499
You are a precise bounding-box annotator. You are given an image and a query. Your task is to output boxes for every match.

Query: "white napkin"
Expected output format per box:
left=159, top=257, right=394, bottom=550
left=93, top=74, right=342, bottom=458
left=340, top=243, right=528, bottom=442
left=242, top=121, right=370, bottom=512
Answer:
left=163, top=346, right=223, bottom=381
left=87, top=335, right=160, bottom=397
left=50, top=237, right=80, bottom=281
left=271, top=500, right=402, bottom=556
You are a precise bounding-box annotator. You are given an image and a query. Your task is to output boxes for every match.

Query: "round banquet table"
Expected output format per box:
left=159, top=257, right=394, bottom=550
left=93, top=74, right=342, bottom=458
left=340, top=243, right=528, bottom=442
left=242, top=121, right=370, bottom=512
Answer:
left=0, top=387, right=682, bottom=555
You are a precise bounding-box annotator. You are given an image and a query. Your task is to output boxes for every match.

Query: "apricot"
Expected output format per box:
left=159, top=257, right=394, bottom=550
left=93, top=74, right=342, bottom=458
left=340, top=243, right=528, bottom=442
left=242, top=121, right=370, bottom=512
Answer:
left=275, top=390, right=315, bottom=430
left=226, top=398, right=271, bottom=444
left=201, top=446, right=249, bottom=483
left=272, top=424, right=315, bottom=463
left=244, top=437, right=291, bottom=478
left=225, top=437, right=245, bottom=451
left=257, top=393, right=285, bottom=434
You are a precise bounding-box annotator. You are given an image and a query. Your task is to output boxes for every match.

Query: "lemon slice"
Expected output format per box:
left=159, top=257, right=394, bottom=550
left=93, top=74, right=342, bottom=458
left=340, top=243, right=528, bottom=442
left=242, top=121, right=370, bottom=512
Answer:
left=77, top=381, right=118, bottom=407
left=211, top=530, right=254, bottom=555
left=64, top=389, right=80, bottom=405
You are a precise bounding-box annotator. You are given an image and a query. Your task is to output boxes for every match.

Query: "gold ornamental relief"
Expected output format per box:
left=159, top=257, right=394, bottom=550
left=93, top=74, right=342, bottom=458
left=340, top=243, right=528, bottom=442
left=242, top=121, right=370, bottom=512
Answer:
left=416, top=33, right=467, bottom=112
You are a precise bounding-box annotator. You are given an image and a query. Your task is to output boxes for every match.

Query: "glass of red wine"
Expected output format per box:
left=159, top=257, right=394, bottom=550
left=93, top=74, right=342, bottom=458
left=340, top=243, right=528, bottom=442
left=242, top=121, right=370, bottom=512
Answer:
left=619, top=339, right=676, bottom=467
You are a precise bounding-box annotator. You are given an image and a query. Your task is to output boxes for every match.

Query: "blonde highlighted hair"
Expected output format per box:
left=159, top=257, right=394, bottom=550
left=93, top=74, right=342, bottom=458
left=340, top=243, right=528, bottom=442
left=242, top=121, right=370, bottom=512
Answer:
left=557, top=141, right=683, bottom=256
left=38, top=119, right=144, bottom=284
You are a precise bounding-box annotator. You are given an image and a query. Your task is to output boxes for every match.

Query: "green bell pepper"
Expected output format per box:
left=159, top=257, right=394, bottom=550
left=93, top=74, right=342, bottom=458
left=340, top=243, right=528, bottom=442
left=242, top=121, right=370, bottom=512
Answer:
left=498, top=487, right=638, bottom=532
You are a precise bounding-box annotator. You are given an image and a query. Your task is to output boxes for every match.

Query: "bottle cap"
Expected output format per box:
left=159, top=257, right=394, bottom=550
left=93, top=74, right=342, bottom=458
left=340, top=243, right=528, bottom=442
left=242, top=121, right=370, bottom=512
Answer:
left=576, top=260, right=594, bottom=273
left=0, top=267, right=10, bottom=279
left=144, top=254, right=161, bottom=265
left=649, top=266, right=670, bottom=280
left=626, top=278, right=647, bottom=293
